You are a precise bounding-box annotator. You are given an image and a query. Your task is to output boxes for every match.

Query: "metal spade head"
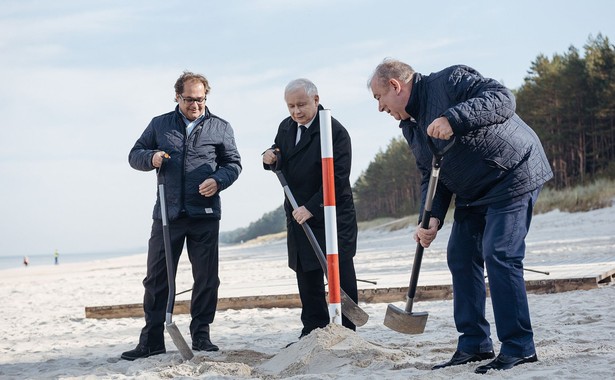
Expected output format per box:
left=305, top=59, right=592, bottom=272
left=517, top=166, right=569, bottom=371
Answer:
left=383, top=303, right=428, bottom=334
left=166, top=322, right=194, bottom=360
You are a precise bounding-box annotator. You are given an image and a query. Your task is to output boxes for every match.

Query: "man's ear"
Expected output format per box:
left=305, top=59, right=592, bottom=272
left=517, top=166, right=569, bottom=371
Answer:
left=314, top=94, right=320, bottom=105
left=389, top=79, right=402, bottom=94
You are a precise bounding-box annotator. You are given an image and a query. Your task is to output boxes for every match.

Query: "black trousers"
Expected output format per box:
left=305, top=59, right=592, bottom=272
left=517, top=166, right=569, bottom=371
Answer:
left=138, top=216, right=220, bottom=347
left=295, top=256, right=358, bottom=336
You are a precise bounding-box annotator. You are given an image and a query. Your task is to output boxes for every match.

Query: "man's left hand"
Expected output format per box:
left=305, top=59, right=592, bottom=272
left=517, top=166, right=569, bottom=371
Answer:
left=414, top=217, right=440, bottom=248
left=199, top=178, right=219, bottom=197
left=292, top=206, right=313, bottom=225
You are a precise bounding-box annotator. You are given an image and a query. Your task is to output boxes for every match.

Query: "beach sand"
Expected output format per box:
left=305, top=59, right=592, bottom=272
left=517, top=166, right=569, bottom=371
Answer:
left=1, top=205, right=614, bottom=379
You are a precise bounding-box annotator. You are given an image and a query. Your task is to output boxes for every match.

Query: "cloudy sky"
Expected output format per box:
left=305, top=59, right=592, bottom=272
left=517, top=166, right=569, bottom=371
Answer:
left=1, top=0, right=614, bottom=257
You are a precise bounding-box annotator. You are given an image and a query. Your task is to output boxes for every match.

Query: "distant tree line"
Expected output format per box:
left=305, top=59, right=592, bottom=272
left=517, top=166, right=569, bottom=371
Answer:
left=223, top=33, right=615, bottom=240
left=515, top=33, right=615, bottom=188
left=219, top=205, right=285, bottom=244
left=352, top=137, right=421, bottom=220
left=353, top=33, right=615, bottom=220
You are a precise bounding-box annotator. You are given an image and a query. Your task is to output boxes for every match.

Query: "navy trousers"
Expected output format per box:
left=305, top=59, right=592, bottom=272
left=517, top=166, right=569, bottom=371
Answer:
left=138, top=216, right=220, bottom=347
left=448, top=188, right=540, bottom=357
left=295, top=257, right=358, bottom=335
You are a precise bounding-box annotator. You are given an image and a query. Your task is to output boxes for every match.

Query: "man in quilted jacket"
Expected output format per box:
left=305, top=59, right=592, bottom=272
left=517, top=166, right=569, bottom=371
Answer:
left=368, top=58, right=552, bottom=374
left=123, top=71, right=241, bottom=360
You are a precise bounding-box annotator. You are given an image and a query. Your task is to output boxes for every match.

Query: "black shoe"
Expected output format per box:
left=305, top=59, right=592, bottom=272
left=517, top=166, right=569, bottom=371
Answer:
left=432, top=350, right=495, bottom=370
left=284, top=331, right=309, bottom=348
left=475, top=353, right=538, bottom=374
left=192, top=336, right=219, bottom=352
left=120, top=344, right=165, bottom=361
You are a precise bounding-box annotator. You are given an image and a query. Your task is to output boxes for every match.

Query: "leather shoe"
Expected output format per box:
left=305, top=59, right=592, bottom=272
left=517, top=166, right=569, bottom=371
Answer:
left=432, top=350, right=495, bottom=370
left=120, top=344, right=165, bottom=361
left=284, top=331, right=309, bottom=348
left=475, top=353, right=538, bottom=374
left=192, top=336, right=219, bottom=352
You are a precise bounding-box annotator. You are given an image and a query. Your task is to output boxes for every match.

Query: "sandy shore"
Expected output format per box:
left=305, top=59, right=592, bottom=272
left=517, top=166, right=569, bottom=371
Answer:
left=1, top=206, right=614, bottom=379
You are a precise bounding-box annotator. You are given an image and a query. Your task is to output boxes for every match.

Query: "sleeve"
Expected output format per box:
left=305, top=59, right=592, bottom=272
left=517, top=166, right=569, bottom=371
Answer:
left=128, top=119, right=158, bottom=172
left=441, top=65, right=516, bottom=136
left=210, top=123, right=242, bottom=191
left=263, top=121, right=286, bottom=171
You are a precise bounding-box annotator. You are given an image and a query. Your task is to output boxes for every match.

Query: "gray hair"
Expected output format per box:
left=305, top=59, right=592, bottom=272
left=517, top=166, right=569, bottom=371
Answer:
left=285, top=78, right=318, bottom=97
left=368, top=58, right=415, bottom=89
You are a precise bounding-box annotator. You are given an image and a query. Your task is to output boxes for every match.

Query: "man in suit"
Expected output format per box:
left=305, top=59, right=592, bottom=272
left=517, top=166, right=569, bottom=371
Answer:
left=262, top=78, right=359, bottom=343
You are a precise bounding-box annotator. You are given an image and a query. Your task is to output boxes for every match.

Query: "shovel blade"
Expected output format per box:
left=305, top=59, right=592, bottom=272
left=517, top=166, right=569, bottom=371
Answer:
left=166, top=322, right=194, bottom=360
left=383, top=303, right=428, bottom=334
left=340, top=291, right=369, bottom=326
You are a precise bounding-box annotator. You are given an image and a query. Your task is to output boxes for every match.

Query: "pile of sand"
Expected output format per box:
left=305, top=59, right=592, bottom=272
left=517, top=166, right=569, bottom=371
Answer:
left=257, top=324, right=408, bottom=377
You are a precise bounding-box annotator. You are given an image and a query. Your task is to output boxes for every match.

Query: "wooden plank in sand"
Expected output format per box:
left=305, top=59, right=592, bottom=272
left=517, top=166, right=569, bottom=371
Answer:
left=85, top=293, right=302, bottom=319
left=84, top=270, right=612, bottom=319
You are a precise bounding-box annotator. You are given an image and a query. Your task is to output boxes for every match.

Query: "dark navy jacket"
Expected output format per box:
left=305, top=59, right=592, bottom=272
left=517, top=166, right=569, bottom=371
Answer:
left=129, top=106, right=241, bottom=221
left=401, top=65, right=553, bottom=223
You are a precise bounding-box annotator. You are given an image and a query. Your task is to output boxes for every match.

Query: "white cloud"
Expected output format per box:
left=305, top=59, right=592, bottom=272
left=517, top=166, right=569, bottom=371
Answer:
left=1, top=0, right=614, bottom=256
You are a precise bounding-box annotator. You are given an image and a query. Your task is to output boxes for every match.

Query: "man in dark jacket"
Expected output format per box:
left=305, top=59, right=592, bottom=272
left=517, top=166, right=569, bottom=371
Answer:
left=262, top=78, right=358, bottom=343
left=368, top=59, right=552, bottom=374
left=122, top=71, right=241, bottom=360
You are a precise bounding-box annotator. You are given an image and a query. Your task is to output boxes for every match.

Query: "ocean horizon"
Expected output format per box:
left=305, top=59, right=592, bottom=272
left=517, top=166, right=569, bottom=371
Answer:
left=0, top=250, right=145, bottom=271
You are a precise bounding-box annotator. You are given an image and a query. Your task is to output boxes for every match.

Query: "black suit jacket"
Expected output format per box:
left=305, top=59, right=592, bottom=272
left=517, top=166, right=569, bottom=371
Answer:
left=265, top=105, right=357, bottom=272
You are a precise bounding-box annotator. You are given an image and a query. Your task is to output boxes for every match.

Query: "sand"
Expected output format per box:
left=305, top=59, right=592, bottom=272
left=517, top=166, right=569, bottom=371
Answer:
left=1, top=205, right=614, bottom=379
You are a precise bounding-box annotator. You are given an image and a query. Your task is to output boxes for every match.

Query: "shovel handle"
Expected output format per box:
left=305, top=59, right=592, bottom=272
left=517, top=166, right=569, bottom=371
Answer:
left=156, top=157, right=177, bottom=323
left=267, top=151, right=331, bottom=272
left=406, top=137, right=455, bottom=303
left=273, top=171, right=329, bottom=273
left=271, top=168, right=369, bottom=326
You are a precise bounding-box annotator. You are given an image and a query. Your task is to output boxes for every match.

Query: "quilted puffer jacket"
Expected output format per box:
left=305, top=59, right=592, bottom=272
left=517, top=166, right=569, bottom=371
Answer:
left=400, top=65, right=553, bottom=223
left=129, top=106, right=242, bottom=221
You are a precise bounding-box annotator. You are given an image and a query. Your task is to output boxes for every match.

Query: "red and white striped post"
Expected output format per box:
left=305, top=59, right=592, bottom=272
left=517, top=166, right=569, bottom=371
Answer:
left=319, top=109, right=342, bottom=325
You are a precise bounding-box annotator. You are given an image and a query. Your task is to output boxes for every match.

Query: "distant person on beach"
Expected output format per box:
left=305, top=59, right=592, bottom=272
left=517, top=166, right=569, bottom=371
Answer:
left=262, top=78, right=359, bottom=345
left=23, top=256, right=29, bottom=267
left=367, top=59, right=553, bottom=374
left=123, top=71, right=242, bottom=361
left=54, top=249, right=59, bottom=265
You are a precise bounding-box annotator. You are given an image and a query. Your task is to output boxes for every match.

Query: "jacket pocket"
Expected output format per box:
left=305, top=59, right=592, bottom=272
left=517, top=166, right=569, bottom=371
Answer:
left=484, top=158, right=510, bottom=171
left=184, top=192, right=220, bottom=217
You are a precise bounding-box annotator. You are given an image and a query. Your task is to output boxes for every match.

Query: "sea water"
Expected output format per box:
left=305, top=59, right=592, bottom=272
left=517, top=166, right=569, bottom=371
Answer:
left=0, top=250, right=143, bottom=270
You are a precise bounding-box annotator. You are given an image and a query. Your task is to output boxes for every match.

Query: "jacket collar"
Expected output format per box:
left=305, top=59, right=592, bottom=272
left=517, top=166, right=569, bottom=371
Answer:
left=287, top=104, right=324, bottom=156
left=174, top=105, right=210, bottom=124
left=404, top=73, right=422, bottom=122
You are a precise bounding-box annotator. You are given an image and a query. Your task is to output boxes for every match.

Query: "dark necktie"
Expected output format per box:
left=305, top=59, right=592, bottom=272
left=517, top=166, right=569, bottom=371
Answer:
left=296, top=125, right=306, bottom=145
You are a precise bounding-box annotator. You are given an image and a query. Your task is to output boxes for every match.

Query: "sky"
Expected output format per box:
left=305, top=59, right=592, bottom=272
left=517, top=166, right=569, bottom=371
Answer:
left=1, top=0, right=614, bottom=258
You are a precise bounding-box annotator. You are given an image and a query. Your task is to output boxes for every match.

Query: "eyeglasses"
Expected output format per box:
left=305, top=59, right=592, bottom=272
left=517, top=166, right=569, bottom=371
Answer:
left=178, top=94, right=206, bottom=105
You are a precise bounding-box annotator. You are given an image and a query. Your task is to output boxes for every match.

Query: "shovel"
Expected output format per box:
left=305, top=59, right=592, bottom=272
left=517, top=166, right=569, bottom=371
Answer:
left=271, top=168, right=369, bottom=326
left=158, top=155, right=194, bottom=360
left=384, top=138, right=454, bottom=334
